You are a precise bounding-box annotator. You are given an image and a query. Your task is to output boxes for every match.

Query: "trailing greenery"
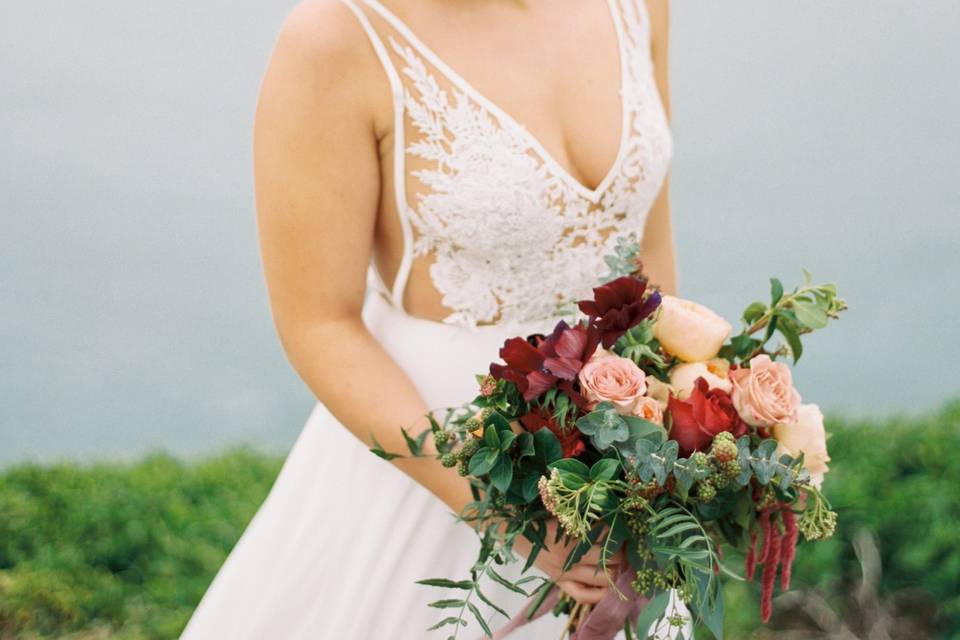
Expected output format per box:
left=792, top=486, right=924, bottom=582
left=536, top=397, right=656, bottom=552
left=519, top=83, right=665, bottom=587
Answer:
left=1, top=401, right=958, bottom=638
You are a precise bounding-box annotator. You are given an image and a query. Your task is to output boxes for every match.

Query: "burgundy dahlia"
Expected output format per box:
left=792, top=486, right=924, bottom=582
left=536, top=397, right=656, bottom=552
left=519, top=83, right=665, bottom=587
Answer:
left=577, top=276, right=662, bottom=348
left=489, top=320, right=600, bottom=402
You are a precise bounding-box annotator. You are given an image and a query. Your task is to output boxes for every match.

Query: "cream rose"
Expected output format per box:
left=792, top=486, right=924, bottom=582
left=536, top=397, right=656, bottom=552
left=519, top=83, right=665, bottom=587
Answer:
left=632, top=396, right=664, bottom=425
left=773, top=403, right=830, bottom=488
left=653, top=295, right=733, bottom=362
left=730, top=354, right=801, bottom=428
left=645, top=377, right=673, bottom=409
left=668, top=358, right=733, bottom=400
left=578, top=355, right=647, bottom=414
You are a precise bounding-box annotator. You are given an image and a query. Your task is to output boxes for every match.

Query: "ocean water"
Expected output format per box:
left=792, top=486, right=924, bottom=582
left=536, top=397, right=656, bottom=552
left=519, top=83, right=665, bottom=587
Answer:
left=2, top=1, right=958, bottom=466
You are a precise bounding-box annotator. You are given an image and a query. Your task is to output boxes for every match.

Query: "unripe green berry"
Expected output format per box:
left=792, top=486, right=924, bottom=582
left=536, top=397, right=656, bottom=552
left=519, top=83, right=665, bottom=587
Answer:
left=720, top=459, right=742, bottom=479
left=440, top=452, right=457, bottom=468
left=697, top=481, right=717, bottom=502
left=460, top=438, right=481, bottom=458
left=710, top=435, right=738, bottom=463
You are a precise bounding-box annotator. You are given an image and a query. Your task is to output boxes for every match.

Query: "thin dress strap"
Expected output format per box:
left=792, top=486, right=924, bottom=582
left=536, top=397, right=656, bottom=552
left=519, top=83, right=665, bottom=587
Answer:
left=339, top=0, right=415, bottom=311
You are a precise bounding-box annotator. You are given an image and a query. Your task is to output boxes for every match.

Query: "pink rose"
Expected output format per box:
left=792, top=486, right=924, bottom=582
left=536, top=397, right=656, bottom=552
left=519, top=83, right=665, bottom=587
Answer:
left=773, top=404, right=830, bottom=488
left=653, top=296, right=733, bottom=362
left=668, top=359, right=732, bottom=400
left=730, top=354, right=801, bottom=428
left=632, top=396, right=664, bottom=425
left=578, top=355, right=647, bottom=414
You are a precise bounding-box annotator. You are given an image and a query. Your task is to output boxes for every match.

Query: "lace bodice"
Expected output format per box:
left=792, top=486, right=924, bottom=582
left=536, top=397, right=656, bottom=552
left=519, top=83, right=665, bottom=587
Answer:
left=341, top=0, right=673, bottom=330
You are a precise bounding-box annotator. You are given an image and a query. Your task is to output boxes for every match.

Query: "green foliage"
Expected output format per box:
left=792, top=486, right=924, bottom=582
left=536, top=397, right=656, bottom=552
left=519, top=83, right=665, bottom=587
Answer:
left=720, top=271, right=847, bottom=364
left=600, top=232, right=644, bottom=282
left=0, top=448, right=282, bottom=639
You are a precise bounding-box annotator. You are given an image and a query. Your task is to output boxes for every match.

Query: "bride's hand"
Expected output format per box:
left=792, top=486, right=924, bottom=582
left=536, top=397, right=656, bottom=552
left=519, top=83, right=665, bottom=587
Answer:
left=514, top=519, right=623, bottom=605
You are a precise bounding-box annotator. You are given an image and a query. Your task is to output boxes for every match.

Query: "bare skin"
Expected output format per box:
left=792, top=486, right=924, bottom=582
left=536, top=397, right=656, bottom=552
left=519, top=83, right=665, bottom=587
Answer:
left=253, top=0, right=675, bottom=605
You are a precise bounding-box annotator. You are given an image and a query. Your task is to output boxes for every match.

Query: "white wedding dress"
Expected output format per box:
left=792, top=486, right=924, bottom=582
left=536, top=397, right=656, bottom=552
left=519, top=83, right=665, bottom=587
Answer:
left=181, top=0, right=690, bottom=637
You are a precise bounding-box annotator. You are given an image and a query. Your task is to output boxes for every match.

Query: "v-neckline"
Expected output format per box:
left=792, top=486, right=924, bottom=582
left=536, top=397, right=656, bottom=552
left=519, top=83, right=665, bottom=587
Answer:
left=362, top=0, right=632, bottom=204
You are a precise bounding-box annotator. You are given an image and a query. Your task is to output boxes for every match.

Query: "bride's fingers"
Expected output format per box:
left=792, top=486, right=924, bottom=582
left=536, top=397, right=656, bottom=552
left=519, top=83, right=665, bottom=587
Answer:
left=556, top=579, right=607, bottom=605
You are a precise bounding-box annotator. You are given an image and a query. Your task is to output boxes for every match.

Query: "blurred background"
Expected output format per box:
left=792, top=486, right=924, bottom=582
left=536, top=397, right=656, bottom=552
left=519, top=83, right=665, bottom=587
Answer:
left=1, top=0, right=958, bottom=638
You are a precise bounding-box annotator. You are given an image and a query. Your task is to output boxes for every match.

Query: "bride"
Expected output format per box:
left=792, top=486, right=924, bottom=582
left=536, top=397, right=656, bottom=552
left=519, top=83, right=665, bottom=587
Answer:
left=181, top=0, right=689, bottom=637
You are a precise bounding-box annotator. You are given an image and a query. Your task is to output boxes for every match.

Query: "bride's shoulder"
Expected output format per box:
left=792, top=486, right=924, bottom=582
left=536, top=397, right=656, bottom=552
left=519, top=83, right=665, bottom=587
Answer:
left=264, top=0, right=394, bottom=127
left=275, top=0, right=378, bottom=65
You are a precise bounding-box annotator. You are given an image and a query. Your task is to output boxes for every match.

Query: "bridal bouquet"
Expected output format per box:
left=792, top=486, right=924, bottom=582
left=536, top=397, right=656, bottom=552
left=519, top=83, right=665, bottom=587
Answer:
left=373, top=235, right=846, bottom=639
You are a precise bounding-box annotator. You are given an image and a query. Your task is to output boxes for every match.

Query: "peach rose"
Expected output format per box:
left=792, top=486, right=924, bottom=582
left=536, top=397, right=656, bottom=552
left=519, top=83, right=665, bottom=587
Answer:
left=645, top=377, right=673, bottom=409
left=730, top=354, right=801, bottom=428
left=578, top=355, right=647, bottom=414
left=668, top=358, right=732, bottom=400
left=653, top=295, right=733, bottom=362
left=632, top=396, right=664, bottom=425
left=773, top=403, right=830, bottom=488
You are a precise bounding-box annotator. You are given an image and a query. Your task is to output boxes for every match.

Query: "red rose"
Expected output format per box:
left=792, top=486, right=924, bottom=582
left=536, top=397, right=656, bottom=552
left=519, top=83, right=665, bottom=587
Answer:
left=578, top=276, right=662, bottom=349
left=519, top=407, right=586, bottom=458
left=668, top=377, right=747, bottom=456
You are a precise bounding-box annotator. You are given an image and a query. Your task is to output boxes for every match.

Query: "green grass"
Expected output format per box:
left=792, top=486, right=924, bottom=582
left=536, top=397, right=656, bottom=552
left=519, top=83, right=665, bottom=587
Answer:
left=1, top=401, right=958, bottom=639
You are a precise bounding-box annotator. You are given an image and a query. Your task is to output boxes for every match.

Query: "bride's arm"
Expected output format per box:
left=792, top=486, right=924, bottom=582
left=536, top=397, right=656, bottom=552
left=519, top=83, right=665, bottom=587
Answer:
left=252, top=4, right=470, bottom=511
left=640, top=0, right=678, bottom=296
left=252, top=2, right=615, bottom=603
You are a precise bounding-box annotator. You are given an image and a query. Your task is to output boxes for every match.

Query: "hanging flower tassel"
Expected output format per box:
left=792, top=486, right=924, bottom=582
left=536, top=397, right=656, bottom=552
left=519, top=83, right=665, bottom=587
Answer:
left=780, top=507, right=799, bottom=591
left=759, top=514, right=782, bottom=623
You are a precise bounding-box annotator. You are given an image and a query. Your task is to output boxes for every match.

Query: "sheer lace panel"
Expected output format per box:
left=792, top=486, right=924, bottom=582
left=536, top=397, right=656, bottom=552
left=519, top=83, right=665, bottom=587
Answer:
left=343, top=0, right=673, bottom=330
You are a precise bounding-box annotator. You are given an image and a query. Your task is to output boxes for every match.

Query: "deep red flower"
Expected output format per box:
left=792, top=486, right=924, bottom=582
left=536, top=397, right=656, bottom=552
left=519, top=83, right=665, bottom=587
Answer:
left=667, top=377, right=748, bottom=456
left=519, top=407, right=586, bottom=458
left=541, top=321, right=601, bottom=380
left=577, top=275, right=662, bottom=348
left=489, top=336, right=554, bottom=401
left=489, top=320, right=600, bottom=402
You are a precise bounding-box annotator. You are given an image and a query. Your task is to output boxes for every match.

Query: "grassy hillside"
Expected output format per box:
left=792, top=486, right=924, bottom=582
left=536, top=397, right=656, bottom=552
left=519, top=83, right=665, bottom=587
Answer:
left=1, top=401, right=958, bottom=639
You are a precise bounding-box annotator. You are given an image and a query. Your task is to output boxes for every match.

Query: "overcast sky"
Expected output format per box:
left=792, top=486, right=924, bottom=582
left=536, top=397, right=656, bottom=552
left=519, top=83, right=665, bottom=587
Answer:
left=2, top=1, right=958, bottom=465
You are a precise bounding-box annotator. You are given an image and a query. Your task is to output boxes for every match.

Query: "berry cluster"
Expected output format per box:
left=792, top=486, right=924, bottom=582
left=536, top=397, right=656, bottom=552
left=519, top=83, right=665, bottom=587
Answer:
left=691, top=432, right=744, bottom=502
